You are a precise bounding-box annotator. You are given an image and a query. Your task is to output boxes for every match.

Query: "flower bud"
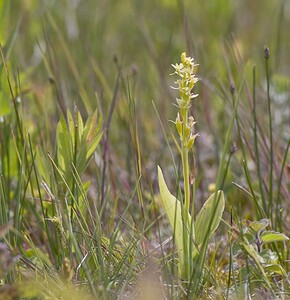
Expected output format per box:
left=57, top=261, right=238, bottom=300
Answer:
left=187, top=133, right=199, bottom=149
left=208, top=183, right=216, bottom=193
left=230, top=83, right=235, bottom=95
left=184, top=125, right=191, bottom=140
left=175, top=113, right=183, bottom=137
left=264, top=46, right=270, bottom=59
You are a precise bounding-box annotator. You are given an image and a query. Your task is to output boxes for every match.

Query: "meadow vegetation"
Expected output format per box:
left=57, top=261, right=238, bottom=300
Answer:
left=0, top=1, right=289, bottom=299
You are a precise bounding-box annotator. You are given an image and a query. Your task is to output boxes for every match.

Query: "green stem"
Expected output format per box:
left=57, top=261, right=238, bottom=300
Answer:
left=253, top=66, right=266, bottom=212
left=182, top=146, right=190, bottom=213
left=265, top=58, right=273, bottom=221
left=182, top=141, right=191, bottom=279
left=181, top=108, right=191, bottom=214
left=180, top=107, right=195, bottom=280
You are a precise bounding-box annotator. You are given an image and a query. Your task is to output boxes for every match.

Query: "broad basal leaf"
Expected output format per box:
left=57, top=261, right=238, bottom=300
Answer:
left=195, top=191, right=225, bottom=247
left=157, top=166, right=191, bottom=279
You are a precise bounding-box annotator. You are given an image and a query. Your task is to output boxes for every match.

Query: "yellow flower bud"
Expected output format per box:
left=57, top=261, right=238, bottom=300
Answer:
left=184, top=125, right=191, bottom=140
left=187, top=133, right=199, bottom=150
left=208, top=183, right=216, bottom=193
left=175, top=113, right=183, bottom=137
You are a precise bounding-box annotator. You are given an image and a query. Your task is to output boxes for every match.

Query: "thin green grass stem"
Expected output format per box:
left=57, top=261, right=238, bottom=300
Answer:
left=265, top=53, right=273, bottom=221
left=253, top=66, right=267, bottom=213
left=276, top=138, right=290, bottom=229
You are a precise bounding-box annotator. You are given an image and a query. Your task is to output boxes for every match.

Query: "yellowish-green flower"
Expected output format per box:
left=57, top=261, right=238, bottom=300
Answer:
left=171, top=52, right=199, bottom=109
left=172, top=52, right=199, bottom=150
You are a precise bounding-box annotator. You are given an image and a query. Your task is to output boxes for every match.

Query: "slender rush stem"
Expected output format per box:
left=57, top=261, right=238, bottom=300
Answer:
left=253, top=66, right=266, bottom=212
left=265, top=52, right=273, bottom=220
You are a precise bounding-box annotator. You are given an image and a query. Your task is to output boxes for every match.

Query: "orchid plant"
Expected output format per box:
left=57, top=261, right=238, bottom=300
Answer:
left=158, top=53, right=225, bottom=281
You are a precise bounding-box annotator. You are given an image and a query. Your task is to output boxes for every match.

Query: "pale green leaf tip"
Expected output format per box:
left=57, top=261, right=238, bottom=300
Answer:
left=157, top=165, right=162, bottom=178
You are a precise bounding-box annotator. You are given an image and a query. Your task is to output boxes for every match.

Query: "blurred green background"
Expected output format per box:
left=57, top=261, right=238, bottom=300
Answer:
left=1, top=0, right=289, bottom=204
left=0, top=1, right=290, bottom=298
